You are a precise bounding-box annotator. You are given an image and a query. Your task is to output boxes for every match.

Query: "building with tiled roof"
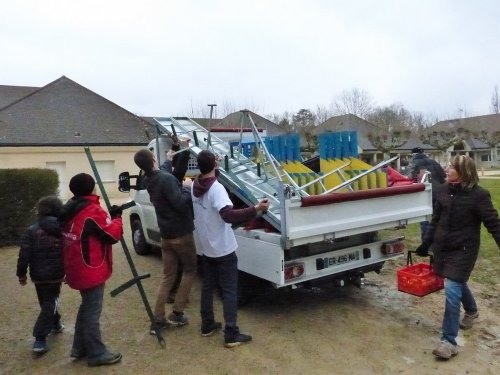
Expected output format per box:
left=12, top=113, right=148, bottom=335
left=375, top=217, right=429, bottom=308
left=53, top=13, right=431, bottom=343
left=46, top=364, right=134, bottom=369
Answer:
left=215, top=110, right=281, bottom=135
left=0, top=76, right=155, bottom=199
left=432, top=114, right=499, bottom=167
left=0, top=85, right=39, bottom=109
left=315, top=114, right=436, bottom=169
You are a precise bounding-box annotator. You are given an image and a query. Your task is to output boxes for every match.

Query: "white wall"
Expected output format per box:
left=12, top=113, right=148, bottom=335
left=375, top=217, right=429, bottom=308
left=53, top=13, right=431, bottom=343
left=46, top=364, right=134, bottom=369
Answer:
left=0, top=145, right=145, bottom=201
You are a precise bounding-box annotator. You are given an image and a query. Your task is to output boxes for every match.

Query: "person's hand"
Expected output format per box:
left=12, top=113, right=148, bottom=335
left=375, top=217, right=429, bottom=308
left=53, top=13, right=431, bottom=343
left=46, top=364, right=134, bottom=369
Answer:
left=109, top=205, right=123, bottom=219
left=19, top=276, right=27, bottom=286
left=255, top=199, right=270, bottom=213
left=166, top=149, right=175, bottom=161
left=182, top=178, right=193, bottom=188
left=179, top=136, right=190, bottom=149
left=415, top=243, right=430, bottom=256
left=170, top=134, right=180, bottom=146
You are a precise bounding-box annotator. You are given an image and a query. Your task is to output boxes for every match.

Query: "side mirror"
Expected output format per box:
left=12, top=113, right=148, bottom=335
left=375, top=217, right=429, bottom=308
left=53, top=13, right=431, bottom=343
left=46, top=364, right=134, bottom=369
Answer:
left=118, top=171, right=145, bottom=191
left=118, top=172, right=132, bottom=192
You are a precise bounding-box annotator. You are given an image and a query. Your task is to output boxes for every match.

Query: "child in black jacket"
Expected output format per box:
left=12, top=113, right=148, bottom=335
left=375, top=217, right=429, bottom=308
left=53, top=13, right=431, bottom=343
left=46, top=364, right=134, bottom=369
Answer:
left=17, top=196, right=65, bottom=353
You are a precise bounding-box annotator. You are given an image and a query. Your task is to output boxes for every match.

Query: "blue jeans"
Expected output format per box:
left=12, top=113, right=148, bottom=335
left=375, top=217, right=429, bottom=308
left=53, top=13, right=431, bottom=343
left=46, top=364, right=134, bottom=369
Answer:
left=200, top=252, right=239, bottom=336
left=420, top=220, right=430, bottom=242
left=442, top=279, right=478, bottom=345
left=73, top=284, right=107, bottom=358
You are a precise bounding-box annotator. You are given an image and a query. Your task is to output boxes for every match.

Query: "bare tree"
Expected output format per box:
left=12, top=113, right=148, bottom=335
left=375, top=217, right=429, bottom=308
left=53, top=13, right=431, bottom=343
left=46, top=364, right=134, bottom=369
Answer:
left=292, top=109, right=316, bottom=130
left=365, top=104, right=423, bottom=158
left=332, top=88, right=374, bottom=118
left=411, top=112, right=431, bottom=134
left=368, top=130, right=411, bottom=159
left=456, top=106, right=472, bottom=119
left=314, top=104, right=333, bottom=125
left=187, top=99, right=213, bottom=118
left=185, top=99, right=265, bottom=118
left=268, top=111, right=294, bottom=133
left=491, top=85, right=499, bottom=114
left=366, top=103, right=425, bottom=132
left=420, top=128, right=467, bottom=161
left=292, top=109, right=317, bottom=150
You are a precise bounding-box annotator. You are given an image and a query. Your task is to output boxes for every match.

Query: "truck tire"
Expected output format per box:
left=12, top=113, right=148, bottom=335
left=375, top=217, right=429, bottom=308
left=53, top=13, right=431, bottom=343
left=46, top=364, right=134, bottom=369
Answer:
left=237, top=271, right=266, bottom=307
left=131, top=218, right=151, bottom=255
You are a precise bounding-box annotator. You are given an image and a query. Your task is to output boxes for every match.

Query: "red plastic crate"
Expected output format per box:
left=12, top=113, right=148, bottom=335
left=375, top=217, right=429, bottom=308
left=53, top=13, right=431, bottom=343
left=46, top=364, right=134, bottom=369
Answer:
left=397, top=263, right=444, bottom=297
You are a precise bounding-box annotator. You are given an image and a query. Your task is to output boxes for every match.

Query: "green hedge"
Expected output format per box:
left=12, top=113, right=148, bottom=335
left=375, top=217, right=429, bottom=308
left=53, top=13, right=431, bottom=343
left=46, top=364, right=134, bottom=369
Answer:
left=0, top=168, right=59, bottom=247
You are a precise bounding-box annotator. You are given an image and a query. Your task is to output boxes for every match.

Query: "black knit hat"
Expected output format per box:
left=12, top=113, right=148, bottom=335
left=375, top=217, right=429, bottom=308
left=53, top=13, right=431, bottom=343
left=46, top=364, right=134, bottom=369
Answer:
left=69, top=173, right=96, bottom=196
left=411, top=147, right=424, bottom=154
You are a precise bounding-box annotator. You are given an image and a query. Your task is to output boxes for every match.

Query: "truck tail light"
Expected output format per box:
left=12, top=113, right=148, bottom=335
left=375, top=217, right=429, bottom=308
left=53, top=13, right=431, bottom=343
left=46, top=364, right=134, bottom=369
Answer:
left=284, top=263, right=304, bottom=281
left=382, top=239, right=405, bottom=255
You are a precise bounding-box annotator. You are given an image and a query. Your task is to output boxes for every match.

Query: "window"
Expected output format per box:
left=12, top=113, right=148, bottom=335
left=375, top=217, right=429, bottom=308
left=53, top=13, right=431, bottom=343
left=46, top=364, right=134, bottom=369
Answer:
left=480, top=154, right=491, bottom=162
left=95, top=160, right=115, bottom=182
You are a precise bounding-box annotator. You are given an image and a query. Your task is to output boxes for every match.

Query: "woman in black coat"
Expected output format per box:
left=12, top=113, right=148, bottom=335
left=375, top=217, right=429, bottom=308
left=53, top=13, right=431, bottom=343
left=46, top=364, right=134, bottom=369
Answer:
left=416, top=155, right=500, bottom=360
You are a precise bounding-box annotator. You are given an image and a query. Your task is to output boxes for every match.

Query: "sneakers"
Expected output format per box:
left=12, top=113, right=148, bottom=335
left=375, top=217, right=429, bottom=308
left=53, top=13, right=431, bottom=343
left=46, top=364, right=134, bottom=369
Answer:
left=201, top=322, right=222, bottom=337
left=149, top=313, right=188, bottom=334
left=52, top=322, right=65, bottom=334
left=167, top=312, right=188, bottom=326
left=87, top=351, right=122, bottom=367
left=149, top=319, right=169, bottom=335
left=432, top=340, right=458, bottom=360
left=460, top=311, right=479, bottom=330
left=224, top=333, right=252, bottom=348
left=32, top=340, right=48, bottom=353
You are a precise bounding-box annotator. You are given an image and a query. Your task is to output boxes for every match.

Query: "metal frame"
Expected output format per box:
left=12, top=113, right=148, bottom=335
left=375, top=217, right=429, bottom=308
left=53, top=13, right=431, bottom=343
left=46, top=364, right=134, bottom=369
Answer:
left=151, top=114, right=426, bottom=249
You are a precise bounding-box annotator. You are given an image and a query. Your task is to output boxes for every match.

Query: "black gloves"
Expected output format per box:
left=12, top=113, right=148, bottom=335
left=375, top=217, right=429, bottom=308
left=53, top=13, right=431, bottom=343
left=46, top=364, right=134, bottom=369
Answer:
left=415, top=243, right=430, bottom=257
left=109, top=205, right=123, bottom=219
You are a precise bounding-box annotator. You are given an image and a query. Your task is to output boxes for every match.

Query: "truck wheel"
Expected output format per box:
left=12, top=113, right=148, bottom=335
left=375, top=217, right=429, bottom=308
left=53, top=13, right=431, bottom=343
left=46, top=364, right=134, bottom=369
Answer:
left=131, top=218, right=151, bottom=255
left=238, top=271, right=264, bottom=307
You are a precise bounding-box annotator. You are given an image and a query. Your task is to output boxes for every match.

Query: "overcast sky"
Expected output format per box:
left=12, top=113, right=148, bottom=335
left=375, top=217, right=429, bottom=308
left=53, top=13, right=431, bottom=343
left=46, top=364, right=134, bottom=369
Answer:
left=2, top=0, right=500, bottom=120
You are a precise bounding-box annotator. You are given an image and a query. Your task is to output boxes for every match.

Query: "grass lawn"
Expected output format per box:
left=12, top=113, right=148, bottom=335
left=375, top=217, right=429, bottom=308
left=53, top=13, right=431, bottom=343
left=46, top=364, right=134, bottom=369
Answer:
left=474, top=179, right=500, bottom=284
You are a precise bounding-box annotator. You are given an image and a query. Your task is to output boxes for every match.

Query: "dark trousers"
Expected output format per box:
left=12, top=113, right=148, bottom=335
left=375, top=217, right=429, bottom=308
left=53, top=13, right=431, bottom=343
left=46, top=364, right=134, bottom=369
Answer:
left=33, top=283, right=61, bottom=340
left=200, top=252, right=239, bottom=337
left=72, top=284, right=107, bottom=359
left=420, top=220, right=430, bottom=241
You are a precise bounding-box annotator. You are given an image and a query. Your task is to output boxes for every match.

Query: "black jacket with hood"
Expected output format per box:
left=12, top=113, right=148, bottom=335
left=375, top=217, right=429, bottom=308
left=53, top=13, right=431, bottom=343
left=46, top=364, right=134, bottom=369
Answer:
left=17, top=215, right=64, bottom=283
left=144, top=169, right=194, bottom=239
left=411, top=153, right=446, bottom=200
left=424, top=182, right=500, bottom=282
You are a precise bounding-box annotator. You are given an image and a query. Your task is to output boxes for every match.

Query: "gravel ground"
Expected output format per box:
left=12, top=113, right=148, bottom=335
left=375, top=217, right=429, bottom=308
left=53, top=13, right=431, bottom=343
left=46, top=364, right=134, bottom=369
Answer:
left=2, top=219, right=500, bottom=375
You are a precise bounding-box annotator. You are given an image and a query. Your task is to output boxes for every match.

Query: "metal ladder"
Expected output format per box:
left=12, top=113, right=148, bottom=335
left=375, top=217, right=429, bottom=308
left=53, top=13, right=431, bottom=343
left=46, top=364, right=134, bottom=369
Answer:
left=152, top=116, right=284, bottom=230
left=152, top=115, right=400, bottom=233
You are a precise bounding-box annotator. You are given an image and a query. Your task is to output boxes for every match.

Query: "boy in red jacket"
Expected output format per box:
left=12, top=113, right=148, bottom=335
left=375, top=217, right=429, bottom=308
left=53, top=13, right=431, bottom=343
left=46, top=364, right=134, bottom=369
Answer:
left=61, top=173, right=123, bottom=367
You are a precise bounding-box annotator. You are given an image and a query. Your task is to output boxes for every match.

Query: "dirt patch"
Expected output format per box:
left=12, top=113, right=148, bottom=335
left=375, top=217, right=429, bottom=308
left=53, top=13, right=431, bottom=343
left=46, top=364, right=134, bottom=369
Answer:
left=2, top=231, right=500, bottom=374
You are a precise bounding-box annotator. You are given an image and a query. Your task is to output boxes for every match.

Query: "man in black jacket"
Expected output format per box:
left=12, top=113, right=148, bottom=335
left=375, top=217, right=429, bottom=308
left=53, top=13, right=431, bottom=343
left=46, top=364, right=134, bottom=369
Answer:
left=410, top=147, right=446, bottom=239
left=134, top=147, right=196, bottom=333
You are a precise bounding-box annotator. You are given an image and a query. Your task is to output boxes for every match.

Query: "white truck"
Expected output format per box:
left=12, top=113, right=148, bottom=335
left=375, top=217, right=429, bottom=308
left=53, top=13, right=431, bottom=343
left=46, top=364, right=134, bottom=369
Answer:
left=119, top=115, right=432, bottom=301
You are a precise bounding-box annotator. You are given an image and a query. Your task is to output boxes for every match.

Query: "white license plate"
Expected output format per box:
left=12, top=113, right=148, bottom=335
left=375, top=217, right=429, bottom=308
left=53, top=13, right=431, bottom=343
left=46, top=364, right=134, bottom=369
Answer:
left=316, top=251, right=360, bottom=270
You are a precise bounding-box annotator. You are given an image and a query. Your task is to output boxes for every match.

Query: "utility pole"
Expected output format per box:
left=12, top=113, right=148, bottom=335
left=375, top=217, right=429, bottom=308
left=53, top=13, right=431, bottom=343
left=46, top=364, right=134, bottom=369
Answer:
left=206, top=104, right=217, bottom=149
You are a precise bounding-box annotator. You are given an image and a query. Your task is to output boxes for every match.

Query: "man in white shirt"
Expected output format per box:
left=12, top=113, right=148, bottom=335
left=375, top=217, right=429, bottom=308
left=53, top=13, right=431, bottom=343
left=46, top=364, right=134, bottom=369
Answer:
left=191, top=150, right=269, bottom=348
